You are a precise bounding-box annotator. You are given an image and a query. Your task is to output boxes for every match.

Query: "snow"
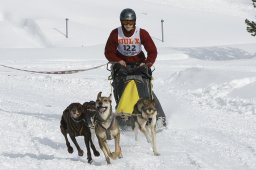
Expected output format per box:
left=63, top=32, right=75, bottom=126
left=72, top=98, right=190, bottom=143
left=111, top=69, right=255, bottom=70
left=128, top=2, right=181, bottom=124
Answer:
left=0, top=0, right=256, bottom=169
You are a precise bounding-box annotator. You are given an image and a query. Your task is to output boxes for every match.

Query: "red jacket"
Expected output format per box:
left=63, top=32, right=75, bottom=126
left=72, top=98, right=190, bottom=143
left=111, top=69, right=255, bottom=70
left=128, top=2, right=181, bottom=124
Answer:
left=104, top=26, right=157, bottom=67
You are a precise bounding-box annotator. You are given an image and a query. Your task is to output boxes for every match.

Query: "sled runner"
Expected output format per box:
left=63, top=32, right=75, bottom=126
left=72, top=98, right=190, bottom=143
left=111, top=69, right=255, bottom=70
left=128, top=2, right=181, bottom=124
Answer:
left=108, top=63, right=167, bottom=131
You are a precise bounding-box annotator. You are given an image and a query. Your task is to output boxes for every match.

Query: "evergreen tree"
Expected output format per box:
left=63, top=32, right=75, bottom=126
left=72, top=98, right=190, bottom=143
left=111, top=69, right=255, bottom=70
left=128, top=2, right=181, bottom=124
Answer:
left=245, top=0, right=256, bottom=36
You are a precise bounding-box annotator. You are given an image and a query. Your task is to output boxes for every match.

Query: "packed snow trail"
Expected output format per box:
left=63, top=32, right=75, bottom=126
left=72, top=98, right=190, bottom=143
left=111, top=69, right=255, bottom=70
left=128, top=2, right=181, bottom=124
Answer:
left=0, top=52, right=256, bottom=169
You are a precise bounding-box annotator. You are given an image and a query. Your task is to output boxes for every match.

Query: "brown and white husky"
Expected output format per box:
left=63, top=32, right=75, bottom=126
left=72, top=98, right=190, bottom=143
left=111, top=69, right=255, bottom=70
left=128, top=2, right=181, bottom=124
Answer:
left=94, top=92, right=123, bottom=164
left=132, top=97, right=160, bottom=156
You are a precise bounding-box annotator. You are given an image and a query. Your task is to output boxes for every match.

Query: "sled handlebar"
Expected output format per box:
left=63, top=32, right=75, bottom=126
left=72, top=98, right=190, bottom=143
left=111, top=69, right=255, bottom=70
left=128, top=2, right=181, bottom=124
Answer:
left=107, top=62, right=155, bottom=72
left=107, top=62, right=112, bottom=71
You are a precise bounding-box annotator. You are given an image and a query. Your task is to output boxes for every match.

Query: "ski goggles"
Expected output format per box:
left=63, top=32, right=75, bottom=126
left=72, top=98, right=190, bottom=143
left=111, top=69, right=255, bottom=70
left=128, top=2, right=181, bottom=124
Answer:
left=121, top=20, right=135, bottom=25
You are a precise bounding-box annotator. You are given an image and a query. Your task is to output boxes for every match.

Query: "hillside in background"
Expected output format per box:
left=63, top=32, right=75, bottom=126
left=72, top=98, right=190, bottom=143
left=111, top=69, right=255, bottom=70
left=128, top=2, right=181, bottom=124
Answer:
left=0, top=0, right=255, bottom=48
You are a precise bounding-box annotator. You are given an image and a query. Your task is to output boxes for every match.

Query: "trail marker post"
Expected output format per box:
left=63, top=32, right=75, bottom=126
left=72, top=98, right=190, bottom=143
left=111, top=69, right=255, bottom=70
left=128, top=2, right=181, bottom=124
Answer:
left=161, top=19, right=164, bottom=42
left=66, top=18, right=69, bottom=38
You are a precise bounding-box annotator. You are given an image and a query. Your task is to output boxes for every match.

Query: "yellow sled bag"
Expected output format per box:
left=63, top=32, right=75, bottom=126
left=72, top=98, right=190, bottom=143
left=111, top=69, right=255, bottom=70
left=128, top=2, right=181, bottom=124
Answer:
left=116, top=80, right=140, bottom=114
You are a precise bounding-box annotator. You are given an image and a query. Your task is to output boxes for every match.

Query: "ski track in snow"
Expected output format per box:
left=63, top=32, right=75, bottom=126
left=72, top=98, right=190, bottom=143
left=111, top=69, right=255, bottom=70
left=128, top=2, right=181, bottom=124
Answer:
left=163, top=93, right=256, bottom=170
left=172, top=77, right=256, bottom=115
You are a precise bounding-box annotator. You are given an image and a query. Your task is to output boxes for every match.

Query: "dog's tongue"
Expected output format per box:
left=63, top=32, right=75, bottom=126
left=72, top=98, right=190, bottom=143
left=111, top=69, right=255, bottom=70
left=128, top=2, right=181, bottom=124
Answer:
left=98, top=107, right=106, bottom=113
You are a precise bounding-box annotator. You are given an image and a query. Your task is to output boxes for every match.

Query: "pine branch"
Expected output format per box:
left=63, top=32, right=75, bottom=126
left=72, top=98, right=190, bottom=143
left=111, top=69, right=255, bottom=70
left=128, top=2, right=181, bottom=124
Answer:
left=253, top=0, right=256, bottom=8
left=245, top=19, right=256, bottom=36
left=245, top=0, right=256, bottom=36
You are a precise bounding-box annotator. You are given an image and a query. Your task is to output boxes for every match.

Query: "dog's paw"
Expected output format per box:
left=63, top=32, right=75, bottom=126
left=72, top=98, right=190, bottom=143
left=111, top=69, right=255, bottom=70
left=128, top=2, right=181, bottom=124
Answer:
left=87, top=158, right=93, bottom=164
left=154, top=152, right=160, bottom=156
left=110, top=152, right=118, bottom=160
left=106, top=157, right=111, bottom=164
left=94, top=150, right=100, bottom=157
left=78, top=150, right=84, bottom=156
left=118, top=152, right=123, bottom=159
left=68, top=146, right=73, bottom=154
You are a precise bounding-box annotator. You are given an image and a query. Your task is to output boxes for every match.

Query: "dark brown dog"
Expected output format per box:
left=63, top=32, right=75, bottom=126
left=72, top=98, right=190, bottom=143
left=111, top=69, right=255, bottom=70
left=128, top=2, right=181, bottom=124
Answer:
left=60, top=103, right=100, bottom=163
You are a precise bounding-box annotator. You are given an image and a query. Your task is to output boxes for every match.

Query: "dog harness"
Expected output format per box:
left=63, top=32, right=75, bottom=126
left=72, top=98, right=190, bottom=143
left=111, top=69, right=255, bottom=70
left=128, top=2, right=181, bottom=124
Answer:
left=95, top=113, right=115, bottom=140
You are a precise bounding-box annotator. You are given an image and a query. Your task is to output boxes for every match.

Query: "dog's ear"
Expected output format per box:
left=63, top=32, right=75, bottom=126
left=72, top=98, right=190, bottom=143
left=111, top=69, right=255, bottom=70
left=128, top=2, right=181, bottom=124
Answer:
left=68, top=103, right=74, bottom=112
left=64, top=105, right=70, bottom=114
left=81, top=105, right=86, bottom=113
left=78, top=103, right=83, bottom=110
left=97, top=92, right=102, bottom=99
left=152, top=98, right=156, bottom=105
left=108, top=93, right=112, bottom=102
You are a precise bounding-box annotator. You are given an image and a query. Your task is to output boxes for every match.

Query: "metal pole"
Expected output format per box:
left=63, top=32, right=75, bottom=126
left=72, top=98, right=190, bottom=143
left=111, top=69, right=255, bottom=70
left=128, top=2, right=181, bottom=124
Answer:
left=161, top=19, right=164, bottom=42
left=65, top=18, right=69, bottom=38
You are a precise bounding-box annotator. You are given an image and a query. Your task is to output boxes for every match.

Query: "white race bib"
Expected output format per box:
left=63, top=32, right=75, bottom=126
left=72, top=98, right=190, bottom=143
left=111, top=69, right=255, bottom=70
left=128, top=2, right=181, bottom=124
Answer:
left=117, top=27, right=142, bottom=56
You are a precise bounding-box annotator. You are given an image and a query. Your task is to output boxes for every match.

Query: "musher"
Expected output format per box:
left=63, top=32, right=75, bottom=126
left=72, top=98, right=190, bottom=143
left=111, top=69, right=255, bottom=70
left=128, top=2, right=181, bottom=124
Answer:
left=104, top=8, right=166, bottom=128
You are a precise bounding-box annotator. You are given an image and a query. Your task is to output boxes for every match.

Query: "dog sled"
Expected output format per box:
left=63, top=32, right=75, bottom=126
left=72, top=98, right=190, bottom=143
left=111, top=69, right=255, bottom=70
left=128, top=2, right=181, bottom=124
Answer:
left=107, top=62, right=167, bottom=131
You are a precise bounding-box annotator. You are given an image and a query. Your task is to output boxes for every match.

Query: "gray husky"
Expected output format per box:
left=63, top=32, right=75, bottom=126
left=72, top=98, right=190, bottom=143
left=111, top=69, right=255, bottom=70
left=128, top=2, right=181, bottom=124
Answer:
left=132, top=98, right=160, bottom=156
left=94, top=92, right=123, bottom=164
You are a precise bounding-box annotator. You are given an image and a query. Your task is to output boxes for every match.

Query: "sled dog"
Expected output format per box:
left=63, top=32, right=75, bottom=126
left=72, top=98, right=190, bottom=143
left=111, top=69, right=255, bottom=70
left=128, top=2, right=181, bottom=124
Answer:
left=60, top=103, right=100, bottom=163
left=132, top=98, right=160, bottom=156
left=82, top=101, right=97, bottom=128
left=94, top=92, right=122, bottom=164
left=83, top=101, right=97, bottom=141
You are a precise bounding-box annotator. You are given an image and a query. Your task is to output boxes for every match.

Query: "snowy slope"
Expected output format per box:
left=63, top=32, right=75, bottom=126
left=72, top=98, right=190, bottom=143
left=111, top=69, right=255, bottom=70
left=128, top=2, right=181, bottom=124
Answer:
left=0, top=0, right=255, bottom=48
left=0, top=0, right=256, bottom=170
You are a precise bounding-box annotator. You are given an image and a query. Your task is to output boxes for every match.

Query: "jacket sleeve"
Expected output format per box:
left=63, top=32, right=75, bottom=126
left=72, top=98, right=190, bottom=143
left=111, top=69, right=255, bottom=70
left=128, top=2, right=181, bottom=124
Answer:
left=104, top=29, right=121, bottom=62
left=140, top=29, right=157, bottom=67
